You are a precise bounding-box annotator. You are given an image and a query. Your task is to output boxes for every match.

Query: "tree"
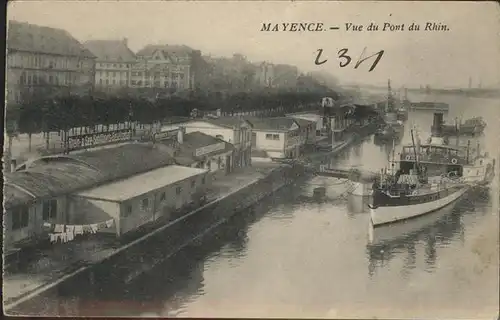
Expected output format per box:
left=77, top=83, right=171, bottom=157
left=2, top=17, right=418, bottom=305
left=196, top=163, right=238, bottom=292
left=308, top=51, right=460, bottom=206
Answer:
left=5, top=104, right=20, bottom=163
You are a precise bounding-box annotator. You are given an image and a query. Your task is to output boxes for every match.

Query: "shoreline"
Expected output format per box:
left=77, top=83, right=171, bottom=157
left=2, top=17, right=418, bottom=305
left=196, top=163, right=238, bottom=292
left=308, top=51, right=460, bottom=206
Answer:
left=3, top=162, right=298, bottom=312
left=4, top=126, right=375, bottom=313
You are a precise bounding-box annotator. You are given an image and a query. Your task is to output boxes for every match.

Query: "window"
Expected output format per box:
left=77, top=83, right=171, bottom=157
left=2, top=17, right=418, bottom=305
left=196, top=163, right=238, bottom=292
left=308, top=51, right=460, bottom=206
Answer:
left=202, top=176, right=206, bottom=185
left=125, top=205, right=133, bottom=216
left=176, top=187, right=182, bottom=195
left=160, top=192, right=166, bottom=201
left=191, top=180, right=196, bottom=188
left=141, top=198, right=149, bottom=210
left=265, top=134, right=280, bottom=140
left=12, top=206, right=29, bottom=230
left=42, top=199, right=57, bottom=220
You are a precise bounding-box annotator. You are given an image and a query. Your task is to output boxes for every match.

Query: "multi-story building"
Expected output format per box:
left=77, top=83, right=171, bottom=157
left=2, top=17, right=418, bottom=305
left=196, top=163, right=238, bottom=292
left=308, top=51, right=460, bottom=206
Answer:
left=83, top=38, right=136, bottom=92
left=131, top=44, right=193, bottom=91
left=6, top=20, right=96, bottom=104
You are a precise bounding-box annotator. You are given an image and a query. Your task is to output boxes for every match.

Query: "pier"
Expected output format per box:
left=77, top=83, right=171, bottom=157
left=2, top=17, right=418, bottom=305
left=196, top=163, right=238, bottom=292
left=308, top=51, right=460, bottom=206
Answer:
left=311, top=165, right=379, bottom=183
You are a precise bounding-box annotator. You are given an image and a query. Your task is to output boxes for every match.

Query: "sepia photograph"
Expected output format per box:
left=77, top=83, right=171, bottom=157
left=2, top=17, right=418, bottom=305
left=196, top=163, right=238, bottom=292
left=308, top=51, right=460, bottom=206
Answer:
left=3, top=0, right=500, bottom=318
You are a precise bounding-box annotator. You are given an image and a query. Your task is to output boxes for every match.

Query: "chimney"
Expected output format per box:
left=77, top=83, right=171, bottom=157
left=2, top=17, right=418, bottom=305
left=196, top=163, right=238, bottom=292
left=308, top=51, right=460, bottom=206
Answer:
left=431, top=113, right=444, bottom=137
left=11, top=158, right=17, bottom=173
left=122, top=38, right=128, bottom=46
left=177, top=126, right=185, bottom=144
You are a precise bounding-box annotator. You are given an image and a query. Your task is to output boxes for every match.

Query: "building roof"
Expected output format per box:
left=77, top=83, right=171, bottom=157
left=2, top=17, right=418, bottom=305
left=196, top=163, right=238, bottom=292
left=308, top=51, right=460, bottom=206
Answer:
left=245, top=117, right=298, bottom=132
left=76, top=165, right=207, bottom=202
left=290, top=117, right=317, bottom=127
left=198, top=117, right=253, bottom=129
left=4, top=143, right=176, bottom=209
left=7, top=20, right=95, bottom=58
left=136, top=44, right=193, bottom=63
left=180, top=131, right=235, bottom=159
left=83, top=39, right=136, bottom=62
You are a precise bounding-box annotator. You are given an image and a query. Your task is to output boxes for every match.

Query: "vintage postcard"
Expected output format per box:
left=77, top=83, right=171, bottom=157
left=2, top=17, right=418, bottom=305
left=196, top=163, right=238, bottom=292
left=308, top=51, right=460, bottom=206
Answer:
left=3, top=0, right=499, bottom=318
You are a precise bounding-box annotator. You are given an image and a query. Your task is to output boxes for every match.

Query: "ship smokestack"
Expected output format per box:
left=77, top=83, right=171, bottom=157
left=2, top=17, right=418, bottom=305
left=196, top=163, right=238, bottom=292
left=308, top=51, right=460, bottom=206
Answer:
left=431, top=113, right=444, bottom=137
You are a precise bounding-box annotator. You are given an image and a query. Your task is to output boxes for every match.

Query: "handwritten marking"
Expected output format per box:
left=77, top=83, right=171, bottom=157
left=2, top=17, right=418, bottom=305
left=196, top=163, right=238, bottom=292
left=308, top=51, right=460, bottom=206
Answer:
left=314, top=47, right=384, bottom=72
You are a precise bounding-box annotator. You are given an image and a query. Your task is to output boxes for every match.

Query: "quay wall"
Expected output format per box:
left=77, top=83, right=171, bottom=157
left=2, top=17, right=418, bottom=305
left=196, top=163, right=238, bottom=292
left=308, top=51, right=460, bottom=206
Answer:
left=5, top=123, right=377, bottom=313
left=90, top=163, right=305, bottom=284
left=4, top=163, right=306, bottom=314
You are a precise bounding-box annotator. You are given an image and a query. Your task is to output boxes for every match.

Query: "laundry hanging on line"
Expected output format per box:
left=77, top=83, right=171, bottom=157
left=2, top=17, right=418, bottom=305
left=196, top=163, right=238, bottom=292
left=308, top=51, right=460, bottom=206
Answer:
left=46, top=219, right=115, bottom=243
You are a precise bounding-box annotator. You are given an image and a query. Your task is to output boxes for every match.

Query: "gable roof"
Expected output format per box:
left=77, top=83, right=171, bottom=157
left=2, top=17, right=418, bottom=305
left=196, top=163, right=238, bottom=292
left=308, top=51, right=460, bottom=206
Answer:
left=83, top=39, right=136, bottom=62
left=291, top=117, right=317, bottom=127
left=136, top=44, right=193, bottom=63
left=244, top=117, right=299, bottom=132
left=7, top=20, right=95, bottom=58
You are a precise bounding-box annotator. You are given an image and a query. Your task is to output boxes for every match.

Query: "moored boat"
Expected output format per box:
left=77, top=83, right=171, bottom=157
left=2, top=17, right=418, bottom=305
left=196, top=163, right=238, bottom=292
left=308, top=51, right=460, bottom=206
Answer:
left=369, top=113, right=471, bottom=226
left=442, top=116, right=487, bottom=137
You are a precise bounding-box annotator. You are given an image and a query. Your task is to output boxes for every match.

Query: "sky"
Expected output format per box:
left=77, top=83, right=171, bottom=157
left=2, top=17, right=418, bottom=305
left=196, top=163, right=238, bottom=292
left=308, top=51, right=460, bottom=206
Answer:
left=7, top=0, right=500, bottom=89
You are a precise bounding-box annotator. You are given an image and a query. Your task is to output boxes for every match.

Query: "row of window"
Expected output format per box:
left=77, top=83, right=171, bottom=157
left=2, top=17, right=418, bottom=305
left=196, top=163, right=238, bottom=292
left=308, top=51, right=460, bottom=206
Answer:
left=8, top=53, right=82, bottom=70
left=265, top=134, right=280, bottom=140
left=130, top=71, right=186, bottom=79
left=129, top=80, right=183, bottom=88
left=97, top=63, right=131, bottom=69
left=124, top=177, right=206, bottom=217
left=96, top=71, right=128, bottom=78
left=18, top=71, right=78, bottom=86
left=99, top=79, right=127, bottom=86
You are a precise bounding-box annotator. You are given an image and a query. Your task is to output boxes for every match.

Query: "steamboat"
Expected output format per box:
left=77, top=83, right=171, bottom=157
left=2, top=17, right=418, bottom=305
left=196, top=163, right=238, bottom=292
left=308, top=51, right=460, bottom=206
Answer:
left=369, top=113, right=495, bottom=226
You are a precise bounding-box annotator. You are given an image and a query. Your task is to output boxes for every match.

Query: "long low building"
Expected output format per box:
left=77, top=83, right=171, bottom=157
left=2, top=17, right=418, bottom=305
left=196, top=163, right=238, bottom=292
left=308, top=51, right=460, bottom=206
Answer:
left=74, top=165, right=208, bottom=236
left=3, top=142, right=208, bottom=253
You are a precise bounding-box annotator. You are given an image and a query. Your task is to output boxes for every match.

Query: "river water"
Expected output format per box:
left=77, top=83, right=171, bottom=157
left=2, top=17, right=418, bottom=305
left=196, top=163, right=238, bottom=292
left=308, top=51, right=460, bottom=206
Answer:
left=10, top=94, right=500, bottom=319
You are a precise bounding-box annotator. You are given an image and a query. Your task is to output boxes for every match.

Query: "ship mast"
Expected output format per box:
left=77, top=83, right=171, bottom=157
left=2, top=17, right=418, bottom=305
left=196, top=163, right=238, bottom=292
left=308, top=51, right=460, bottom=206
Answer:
left=386, top=79, right=395, bottom=113
left=410, top=129, right=421, bottom=178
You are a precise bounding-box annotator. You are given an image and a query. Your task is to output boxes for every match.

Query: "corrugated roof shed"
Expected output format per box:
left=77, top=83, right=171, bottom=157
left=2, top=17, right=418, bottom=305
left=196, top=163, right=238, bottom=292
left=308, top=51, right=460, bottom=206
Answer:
left=4, top=143, right=176, bottom=209
left=7, top=20, right=95, bottom=58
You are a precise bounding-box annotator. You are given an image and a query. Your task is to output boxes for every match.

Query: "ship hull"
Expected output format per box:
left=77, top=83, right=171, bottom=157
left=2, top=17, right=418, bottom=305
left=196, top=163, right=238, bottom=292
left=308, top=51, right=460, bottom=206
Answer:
left=369, top=185, right=469, bottom=226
